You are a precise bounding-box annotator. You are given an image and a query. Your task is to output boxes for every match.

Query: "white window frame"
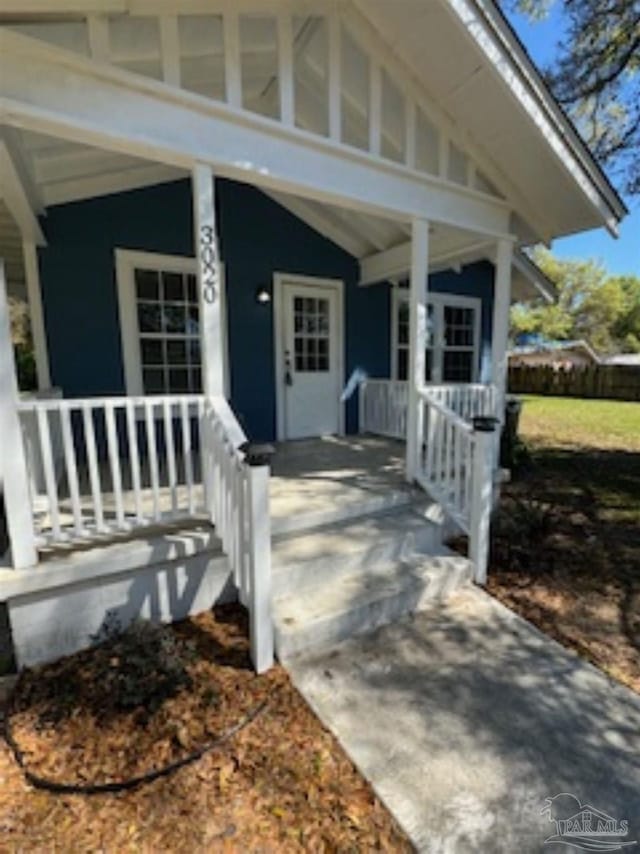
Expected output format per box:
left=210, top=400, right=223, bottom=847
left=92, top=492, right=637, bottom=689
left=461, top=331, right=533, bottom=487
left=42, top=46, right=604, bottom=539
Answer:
left=115, top=248, right=229, bottom=396
left=391, top=286, right=481, bottom=383
left=273, top=272, right=345, bottom=441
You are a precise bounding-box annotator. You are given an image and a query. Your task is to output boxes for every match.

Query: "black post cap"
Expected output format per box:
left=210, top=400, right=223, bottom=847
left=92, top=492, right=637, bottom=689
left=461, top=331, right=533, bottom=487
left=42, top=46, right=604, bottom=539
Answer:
left=240, top=442, right=276, bottom=467
left=472, top=416, right=500, bottom=433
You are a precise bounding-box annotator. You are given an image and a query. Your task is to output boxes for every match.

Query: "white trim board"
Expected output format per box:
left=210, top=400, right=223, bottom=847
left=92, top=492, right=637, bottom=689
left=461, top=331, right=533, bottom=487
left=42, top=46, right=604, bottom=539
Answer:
left=115, top=247, right=229, bottom=398
left=273, top=272, right=345, bottom=442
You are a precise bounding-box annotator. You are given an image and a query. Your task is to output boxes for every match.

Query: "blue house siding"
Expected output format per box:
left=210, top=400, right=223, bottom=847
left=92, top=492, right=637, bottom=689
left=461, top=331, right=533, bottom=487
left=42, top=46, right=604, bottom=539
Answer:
left=38, top=178, right=390, bottom=440
left=37, top=177, right=493, bottom=441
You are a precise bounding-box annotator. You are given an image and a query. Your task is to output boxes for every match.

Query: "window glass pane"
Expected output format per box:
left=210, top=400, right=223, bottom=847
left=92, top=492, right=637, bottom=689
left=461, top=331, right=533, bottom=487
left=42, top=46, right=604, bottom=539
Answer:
left=143, top=368, right=166, bottom=394
left=178, top=14, right=225, bottom=101
left=398, top=348, right=408, bottom=382
left=135, top=269, right=160, bottom=301
left=186, top=275, right=198, bottom=304
left=138, top=303, right=163, bottom=333
left=167, top=340, right=188, bottom=365
left=187, top=306, right=200, bottom=336
left=163, top=272, right=185, bottom=302
left=188, top=338, right=201, bottom=366
left=168, top=368, right=190, bottom=393
left=163, top=306, right=187, bottom=334
left=141, top=339, right=164, bottom=366
left=443, top=351, right=474, bottom=382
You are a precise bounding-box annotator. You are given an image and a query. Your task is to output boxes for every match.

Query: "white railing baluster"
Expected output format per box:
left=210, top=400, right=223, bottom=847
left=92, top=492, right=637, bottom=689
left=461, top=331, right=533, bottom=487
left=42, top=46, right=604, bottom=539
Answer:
left=180, top=397, right=195, bottom=516
left=144, top=399, right=161, bottom=522
left=36, top=405, right=61, bottom=541
left=105, top=401, right=125, bottom=529
left=125, top=399, right=144, bottom=525
left=163, top=398, right=179, bottom=516
left=60, top=406, right=83, bottom=537
left=82, top=403, right=104, bottom=533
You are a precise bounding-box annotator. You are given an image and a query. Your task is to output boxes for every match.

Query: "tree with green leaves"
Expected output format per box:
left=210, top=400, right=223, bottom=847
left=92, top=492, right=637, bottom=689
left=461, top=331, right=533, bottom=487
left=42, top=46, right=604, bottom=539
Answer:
left=511, top=248, right=640, bottom=354
left=505, top=0, right=640, bottom=194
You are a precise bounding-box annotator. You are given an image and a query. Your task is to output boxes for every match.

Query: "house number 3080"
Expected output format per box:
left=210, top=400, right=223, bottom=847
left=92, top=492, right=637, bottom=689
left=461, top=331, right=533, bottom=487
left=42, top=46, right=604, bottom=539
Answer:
left=200, top=225, right=218, bottom=305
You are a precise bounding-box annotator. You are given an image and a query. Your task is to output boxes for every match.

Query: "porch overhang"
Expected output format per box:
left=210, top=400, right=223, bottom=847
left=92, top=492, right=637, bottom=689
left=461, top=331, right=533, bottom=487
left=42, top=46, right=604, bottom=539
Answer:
left=0, top=27, right=512, bottom=239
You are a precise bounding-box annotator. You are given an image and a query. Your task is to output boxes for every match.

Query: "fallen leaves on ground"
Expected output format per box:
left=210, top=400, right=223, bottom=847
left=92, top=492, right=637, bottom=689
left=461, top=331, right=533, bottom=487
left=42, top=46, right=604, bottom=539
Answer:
left=0, top=605, right=411, bottom=852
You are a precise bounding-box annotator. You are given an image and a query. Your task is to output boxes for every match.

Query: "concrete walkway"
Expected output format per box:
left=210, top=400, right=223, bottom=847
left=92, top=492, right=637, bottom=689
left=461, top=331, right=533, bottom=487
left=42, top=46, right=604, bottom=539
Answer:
left=287, top=588, right=640, bottom=853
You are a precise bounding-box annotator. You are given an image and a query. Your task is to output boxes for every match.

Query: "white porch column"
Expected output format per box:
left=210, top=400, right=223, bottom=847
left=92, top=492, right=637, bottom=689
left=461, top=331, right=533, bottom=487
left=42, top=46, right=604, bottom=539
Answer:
left=405, top=218, right=430, bottom=482
left=0, top=260, right=37, bottom=568
left=192, top=163, right=225, bottom=398
left=491, top=237, right=514, bottom=422
left=22, top=239, right=51, bottom=390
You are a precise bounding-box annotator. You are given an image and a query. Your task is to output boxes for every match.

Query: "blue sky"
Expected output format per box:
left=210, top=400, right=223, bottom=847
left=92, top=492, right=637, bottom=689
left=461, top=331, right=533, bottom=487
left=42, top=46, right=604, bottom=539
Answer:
left=507, top=7, right=640, bottom=277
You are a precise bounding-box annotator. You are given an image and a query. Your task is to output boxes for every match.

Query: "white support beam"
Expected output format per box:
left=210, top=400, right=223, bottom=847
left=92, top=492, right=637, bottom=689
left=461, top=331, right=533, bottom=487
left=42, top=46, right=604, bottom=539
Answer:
left=277, top=12, right=294, bottom=126
left=87, top=14, right=111, bottom=62
left=0, top=140, right=46, bottom=247
left=0, top=29, right=512, bottom=237
left=369, top=62, right=382, bottom=156
left=160, top=15, right=181, bottom=87
left=22, top=239, right=51, bottom=390
left=406, top=218, right=429, bottom=482
left=359, top=238, right=495, bottom=285
left=328, top=9, right=342, bottom=142
left=224, top=11, right=242, bottom=108
left=0, top=260, right=38, bottom=569
left=192, top=163, right=225, bottom=397
left=491, top=237, right=514, bottom=421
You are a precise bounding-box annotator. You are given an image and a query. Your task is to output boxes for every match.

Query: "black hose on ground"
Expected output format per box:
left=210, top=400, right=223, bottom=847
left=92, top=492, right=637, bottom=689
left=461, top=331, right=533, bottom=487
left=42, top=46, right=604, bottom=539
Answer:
left=3, top=697, right=269, bottom=796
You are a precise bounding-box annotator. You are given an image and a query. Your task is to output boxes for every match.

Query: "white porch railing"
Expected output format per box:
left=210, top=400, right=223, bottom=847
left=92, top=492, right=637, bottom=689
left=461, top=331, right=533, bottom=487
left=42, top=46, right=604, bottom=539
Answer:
left=358, top=379, right=408, bottom=439
left=359, top=379, right=498, bottom=440
left=417, top=389, right=495, bottom=584
left=17, top=394, right=211, bottom=544
left=15, top=393, right=273, bottom=672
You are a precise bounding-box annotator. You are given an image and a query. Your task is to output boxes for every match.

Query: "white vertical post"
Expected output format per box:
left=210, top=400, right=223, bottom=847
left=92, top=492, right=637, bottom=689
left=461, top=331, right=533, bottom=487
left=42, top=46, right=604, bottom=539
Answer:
left=22, top=239, right=50, bottom=390
left=0, top=260, right=37, bottom=568
left=224, top=11, right=242, bottom=107
left=328, top=11, right=342, bottom=141
left=192, top=163, right=225, bottom=398
left=278, top=12, right=294, bottom=126
left=406, top=218, right=430, bottom=482
left=369, top=63, right=382, bottom=155
left=469, top=426, right=496, bottom=585
left=247, top=461, right=274, bottom=674
left=491, top=237, right=514, bottom=424
left=160, top=15, right=181, bottom=87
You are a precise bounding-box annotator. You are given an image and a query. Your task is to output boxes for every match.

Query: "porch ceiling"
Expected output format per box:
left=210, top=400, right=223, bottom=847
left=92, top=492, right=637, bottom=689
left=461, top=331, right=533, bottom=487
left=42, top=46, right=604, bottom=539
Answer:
left=1, top=129, right=544, bottom=302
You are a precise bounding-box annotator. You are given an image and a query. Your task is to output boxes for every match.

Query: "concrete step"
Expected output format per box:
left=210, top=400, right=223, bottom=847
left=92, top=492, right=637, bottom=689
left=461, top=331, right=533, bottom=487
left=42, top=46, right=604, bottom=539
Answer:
left=274, top=553, right=473, bottom=661
left=271, top=508, right=443, bottom=596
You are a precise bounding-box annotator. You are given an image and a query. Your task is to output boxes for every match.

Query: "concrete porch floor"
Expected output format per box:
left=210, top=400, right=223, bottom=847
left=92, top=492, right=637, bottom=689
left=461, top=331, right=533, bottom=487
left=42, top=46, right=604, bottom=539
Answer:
left=270, top=435, right=413, bottom=534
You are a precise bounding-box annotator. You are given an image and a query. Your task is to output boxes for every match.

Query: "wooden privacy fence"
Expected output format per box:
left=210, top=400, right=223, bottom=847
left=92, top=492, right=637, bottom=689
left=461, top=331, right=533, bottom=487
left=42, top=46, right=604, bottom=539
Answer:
left=509, top=365, right=640, bottom=402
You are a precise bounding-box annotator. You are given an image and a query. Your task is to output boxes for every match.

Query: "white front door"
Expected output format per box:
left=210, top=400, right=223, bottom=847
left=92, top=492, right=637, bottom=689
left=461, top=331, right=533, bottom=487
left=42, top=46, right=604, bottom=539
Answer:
left=278, top=278, right=342, bottom=440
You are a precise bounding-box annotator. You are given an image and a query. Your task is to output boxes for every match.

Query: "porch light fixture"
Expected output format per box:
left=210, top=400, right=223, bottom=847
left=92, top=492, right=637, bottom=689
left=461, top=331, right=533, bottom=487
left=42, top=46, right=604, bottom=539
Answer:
left=256, top=285, right=272, bottom=305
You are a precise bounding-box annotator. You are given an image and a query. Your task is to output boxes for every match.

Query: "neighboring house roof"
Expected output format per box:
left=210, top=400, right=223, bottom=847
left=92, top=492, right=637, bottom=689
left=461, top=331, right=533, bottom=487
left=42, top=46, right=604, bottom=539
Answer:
left=509, top=340, right=601, bottom=363
left=602, top=354, right=640, bottom=367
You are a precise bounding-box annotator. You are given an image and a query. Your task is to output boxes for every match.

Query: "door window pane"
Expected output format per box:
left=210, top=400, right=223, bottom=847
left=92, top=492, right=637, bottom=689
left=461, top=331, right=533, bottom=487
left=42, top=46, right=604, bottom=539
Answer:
left=293, top=294, right=330, bottom=373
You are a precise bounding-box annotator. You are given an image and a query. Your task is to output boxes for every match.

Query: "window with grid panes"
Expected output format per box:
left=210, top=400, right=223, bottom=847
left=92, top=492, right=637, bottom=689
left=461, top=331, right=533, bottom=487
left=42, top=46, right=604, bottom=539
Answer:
left=135, top=267, right=202, bottom=394
left=396, top=300, right=434, bottom=382
left=442, top=305, right=476, bottom=382
left=293, top=296, right=330, bottom=372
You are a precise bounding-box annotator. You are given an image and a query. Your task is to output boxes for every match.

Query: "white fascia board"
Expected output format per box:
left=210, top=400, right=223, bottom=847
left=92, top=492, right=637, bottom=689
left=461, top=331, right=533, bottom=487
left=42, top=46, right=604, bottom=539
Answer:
left=0, top=29, right=512, bottom=239
left=512, top=250, right=555, bottom=304
left=0, top=140, right=46, bottom=246
left=443, top=0, right=625, bottom=236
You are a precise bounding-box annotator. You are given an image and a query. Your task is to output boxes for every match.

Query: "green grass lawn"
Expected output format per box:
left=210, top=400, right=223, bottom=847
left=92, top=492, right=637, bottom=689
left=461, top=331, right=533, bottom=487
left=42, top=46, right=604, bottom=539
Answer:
left=518, top=395, right=640, bottom=452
